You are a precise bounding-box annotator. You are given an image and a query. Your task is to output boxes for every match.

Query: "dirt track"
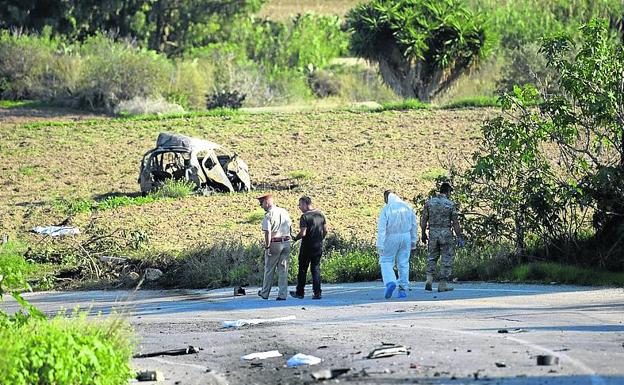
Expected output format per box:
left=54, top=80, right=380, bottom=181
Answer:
left=3, top=282, right=623, bottom=385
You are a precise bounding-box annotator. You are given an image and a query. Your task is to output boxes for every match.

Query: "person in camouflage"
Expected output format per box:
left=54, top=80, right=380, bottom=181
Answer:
left=420, top=182, right=464, bottom=292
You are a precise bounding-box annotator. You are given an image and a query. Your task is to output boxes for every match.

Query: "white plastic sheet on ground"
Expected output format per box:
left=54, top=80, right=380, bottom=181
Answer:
left=286, top=353, right=321, bottom=367
left=241, top=350, right=283, bottom=360
left=222, top=315, right=296, bottom=328
left=31, top=226, right=80, bottom=237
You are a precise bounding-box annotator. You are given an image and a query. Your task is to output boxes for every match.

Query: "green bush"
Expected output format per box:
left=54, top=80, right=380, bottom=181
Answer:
left=77, top=34, right=172, bottom=110
left=153, top=179, right=195, bottom=199
left=0, top=312, right=134, bottom=385
left=509, top=262, right=624, bottom=286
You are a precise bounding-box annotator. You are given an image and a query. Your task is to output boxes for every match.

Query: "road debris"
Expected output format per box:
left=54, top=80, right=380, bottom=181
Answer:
left=144, top=268, right=163, bottom=281
left=367, top=345, right=409, bottom=359
left=537, top=355, right=559, bottom=366
left=134, top=345, right=201, bottom=358
left=234, top=286, right=246, bottom=296
left=310, top=368, right=350, bottom=381
left=287, top=353, right=322, bottom=367
left=495, top=361, right=507, bottom=367
left=99, top=255, right=128, bottom=264
left=32, top=225, right=79, bottom=237
left=136, top=370, right=164, bottom=381
left=223, top=315, right=296, bottom=328
left=241, top=350, right=282, bottom=360
left=498, top=328, right=528, bottom=334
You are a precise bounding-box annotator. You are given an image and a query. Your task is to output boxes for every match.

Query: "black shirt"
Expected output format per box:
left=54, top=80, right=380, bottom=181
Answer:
left=299, top=210, right=326, bottom=253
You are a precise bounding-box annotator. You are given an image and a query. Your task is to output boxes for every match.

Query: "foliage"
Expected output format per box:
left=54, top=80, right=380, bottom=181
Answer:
left=0, top=312, right=134, bottom=385
left=509, top=262, right=624, bottom=286
left=206, top=90, right=247, bottom=109
left=379, top=99, right=430, bottom=111
left=114, top=97, right=185, bottom=116
left=153, top=178, right=196, bottom=199
left=442, top=95, right=500, bottom=109
left=457, top=19, right=624, bottom=270
left=496, top=42, right=560, bottom=96
left=346, top=0, right=490, bottom=101
left=0, top=0, right=266, bottom=55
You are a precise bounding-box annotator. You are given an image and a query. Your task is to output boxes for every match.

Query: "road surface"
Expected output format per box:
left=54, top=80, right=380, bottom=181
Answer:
left=3, top=282, right=624, bottom=385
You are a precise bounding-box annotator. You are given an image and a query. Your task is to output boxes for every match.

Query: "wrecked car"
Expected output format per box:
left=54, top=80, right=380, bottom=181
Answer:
left=138, top=133, right=252, bottom=194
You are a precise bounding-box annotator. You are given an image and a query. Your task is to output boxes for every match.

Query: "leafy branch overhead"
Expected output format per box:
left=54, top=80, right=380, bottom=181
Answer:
left=346, top=0, right=491, bottom=102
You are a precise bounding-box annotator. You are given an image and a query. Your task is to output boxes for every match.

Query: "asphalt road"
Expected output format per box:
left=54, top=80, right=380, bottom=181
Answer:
left=3, top=282, right=624, bottom=385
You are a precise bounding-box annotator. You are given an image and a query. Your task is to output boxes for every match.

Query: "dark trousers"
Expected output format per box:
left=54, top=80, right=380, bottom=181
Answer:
left=296, top=249, right=322, bottom=296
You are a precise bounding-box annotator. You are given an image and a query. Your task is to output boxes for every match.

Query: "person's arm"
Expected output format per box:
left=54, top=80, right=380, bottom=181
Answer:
left=376, top=208, right=387, bottom=253
left=293, top=227, right=307, bottom=241
left=410, top=208, right=418, bottom=249
left=264, top=230, right=271, bottom=253
left=420, top=204, right=429, bottom=243
left=453, top=218, right=463, bottom=238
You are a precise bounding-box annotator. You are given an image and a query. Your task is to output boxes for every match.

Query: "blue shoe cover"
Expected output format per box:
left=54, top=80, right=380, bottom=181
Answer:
left=384, top=282, right=396, bottom=299
left=398, top=289, right=407, bottom=298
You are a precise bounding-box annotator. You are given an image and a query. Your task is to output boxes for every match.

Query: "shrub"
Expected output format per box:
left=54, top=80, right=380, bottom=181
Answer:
left=0, top=313, right=134, bottom=385
left=206, top=90, right=246, bottom=109
left=496, top=42, right=560, bottom=96
left=167, top=58, right=214, bottom=110
left=307, top=69, right=341, bottom=98
left=77, top=34, right=172, bottom=110
left=153, top=179, right=195, bottom=199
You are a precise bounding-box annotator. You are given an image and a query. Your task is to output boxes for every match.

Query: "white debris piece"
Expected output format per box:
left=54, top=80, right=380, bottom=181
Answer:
left=32, top=226, right=80, bottom=237
left=287, top=353, right=321, bottom=367
left=241, top=350, right=282, bottom=360
left=222, top=315, right=296, bottom=328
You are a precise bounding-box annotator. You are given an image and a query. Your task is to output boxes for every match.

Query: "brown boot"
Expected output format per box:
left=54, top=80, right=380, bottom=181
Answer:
left=438, top=281, right=454, bottom=292
left=424, top=274, right=433, bottom=291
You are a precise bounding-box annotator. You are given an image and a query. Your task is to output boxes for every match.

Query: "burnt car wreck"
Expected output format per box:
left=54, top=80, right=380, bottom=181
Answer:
left=139, top=133, right=252, bottom=194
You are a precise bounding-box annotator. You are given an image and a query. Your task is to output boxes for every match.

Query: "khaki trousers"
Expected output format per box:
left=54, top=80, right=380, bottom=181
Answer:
left=259, top=241, right=291, bottom=299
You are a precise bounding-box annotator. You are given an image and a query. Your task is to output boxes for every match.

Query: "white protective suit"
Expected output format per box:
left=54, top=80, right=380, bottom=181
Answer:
left=376, top=193, right=418, bottom=289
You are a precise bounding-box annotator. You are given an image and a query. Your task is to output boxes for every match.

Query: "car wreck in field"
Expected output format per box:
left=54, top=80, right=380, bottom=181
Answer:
left=138, top=133, right=252, bottom=194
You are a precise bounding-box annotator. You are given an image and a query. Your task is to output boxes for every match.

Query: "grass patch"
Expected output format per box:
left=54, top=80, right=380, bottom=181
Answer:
left=420, top=167, right=447, bottom=181
left=0, top=312, right=134, bottom=385
left=508, top=262, right=624, bottom=286
left=152, top=179, right=195, bottom=199
left=289, top=169, right=314, bottom=180
left=245, top=210, right=266, bottom=224
left=442, top=96, right=501, bottom=109
left=380, top=99, right=431, bottom=111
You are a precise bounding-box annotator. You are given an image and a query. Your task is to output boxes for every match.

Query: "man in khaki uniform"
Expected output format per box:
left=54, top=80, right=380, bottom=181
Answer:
left=420, top=182, right=464, bottom=292
left=257, top=194, right=292, bottom=301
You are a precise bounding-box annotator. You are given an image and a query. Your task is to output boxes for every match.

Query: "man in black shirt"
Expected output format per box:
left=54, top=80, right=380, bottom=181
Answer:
left=290, top=196, right=327, bottom=300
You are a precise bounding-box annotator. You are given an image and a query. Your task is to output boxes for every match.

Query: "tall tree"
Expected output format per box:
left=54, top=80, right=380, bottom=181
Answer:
left=346, top=0, right=490, bottom=102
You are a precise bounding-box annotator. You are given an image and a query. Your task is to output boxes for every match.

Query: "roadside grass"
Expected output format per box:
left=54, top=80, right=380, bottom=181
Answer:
left=0, top=312, right=134, bottom=385
left=508, top=262, right=624, bottom=286
left=245, top=210, right=266, bottom=224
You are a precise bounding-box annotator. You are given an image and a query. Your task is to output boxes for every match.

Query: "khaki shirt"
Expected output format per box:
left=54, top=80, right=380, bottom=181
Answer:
left=261, top=205, right=292, bottom=237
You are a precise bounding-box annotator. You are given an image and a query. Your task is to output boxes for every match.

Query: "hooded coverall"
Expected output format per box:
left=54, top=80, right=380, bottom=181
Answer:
left=376, top=193, right=418, bottom=290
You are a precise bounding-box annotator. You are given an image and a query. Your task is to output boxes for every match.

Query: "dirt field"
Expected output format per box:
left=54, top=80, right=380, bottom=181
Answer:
left=258, top=0, right=364, bottom=19
left=1, top=106, right=497, bottom=253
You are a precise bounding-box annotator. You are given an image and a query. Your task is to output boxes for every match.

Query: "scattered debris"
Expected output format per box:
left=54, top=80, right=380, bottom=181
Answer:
left=134, top=345, right=201, bottom=358
left=241, top=350, right=282, bottom=360
left=498, top=328, right=528, bottom=334
left=234, top=286, right=246, bottom=296
left=222, top=315, right=296, bottom=328
left=317, top=345, right=328, bottom=349
left=136, top=370, right=164, bottom=382
left=287, top=353, right=322, bottom=367
left=554, top=348, right=570, bottom=352
left=32, top=225, right=80, bottom=237
left=144, top=268, right=163, bottom=281
left=495, top=362, right=507, bottom=368
left=311, top=368, right=350, bottom=381
left=537, top=355, right=559, bottom=366
left=99, top=255, right=128, bottom=264
left=394, top=309, right=406, bottom=313
left=1, top=233, right=8, bottom=244
left=367, top=345, right=409, bottom=359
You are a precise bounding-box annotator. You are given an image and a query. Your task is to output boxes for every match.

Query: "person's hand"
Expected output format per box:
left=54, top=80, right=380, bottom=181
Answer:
left=264, top=247, right=272, bottom=257
left=376, top=247, right=384, bottom=256
left=456, top=237, right=465, bottom=248
left=410, top=242, right=417, bottom=250
left=421, top=233, right=428, bottom=244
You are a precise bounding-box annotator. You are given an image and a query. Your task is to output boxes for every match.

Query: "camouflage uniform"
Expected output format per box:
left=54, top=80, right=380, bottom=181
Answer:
left=423, top=194, right=459, bottom=280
